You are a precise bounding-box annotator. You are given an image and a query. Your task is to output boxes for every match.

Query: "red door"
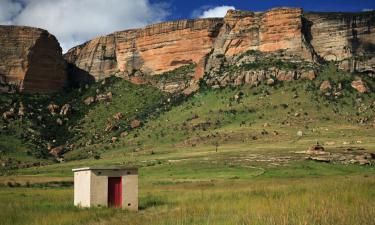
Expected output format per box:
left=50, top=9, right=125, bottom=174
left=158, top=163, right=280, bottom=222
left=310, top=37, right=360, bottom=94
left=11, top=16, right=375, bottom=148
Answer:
left=108, top=177, right=122, bottom=207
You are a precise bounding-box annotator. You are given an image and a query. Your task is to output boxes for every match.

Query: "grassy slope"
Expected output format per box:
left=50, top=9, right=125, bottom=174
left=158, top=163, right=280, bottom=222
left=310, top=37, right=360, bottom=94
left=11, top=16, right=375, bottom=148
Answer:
left=0, top=77, right=170, bottom=165
left=1, top=64, right=375, bottom=225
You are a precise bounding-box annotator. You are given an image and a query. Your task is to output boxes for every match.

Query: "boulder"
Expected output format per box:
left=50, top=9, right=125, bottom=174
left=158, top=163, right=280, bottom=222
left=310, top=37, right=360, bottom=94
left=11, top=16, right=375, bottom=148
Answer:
left=130, top=119, right=141, bottom=129
left=18, top=102, right=25, bottom=117
left=266, top=78, right=275, bottom=86
left=105, top=123, right=119, bottom=132
left=47, top=104, right=59, bottom=115
left=96, top=92, right=113, bottom=102
left=84, top=96, right=96, bottom=105
left=120, top=131, right=129, bottom=137
left=2, top=111, right=14, bottom=120
left=309, top=143, right=325, bottom=151
left=306, top=156, right=331, bottom=163
left=49, top=146, right=64, bottom=157
left=60, top=104, right=71, bottom=116
left=351, top=79, right=370, bottom=93
left=56, top=118, right=63, bottom=126
left=113, top=112, right=124, bottom=120
left=111, top=137, right=118, bottom=143
left=301, top=70, right=316, bottom=80
left=320, top=81, right=331, bottom=91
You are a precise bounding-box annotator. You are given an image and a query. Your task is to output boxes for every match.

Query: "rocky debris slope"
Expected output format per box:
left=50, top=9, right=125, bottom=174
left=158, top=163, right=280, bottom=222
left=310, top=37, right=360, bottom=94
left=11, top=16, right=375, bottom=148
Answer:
left=0, top=26, right=67, bottom=93
left=203, top=50, right=317, bottom=88
left=299, top=143, right=375, bottom=165
left=64, top=8, right=375, bottom=92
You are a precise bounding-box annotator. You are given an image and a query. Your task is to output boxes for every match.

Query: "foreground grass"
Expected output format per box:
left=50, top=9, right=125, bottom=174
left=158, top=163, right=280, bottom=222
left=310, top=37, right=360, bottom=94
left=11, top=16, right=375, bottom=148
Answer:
left=0, top=175, right=374, bottom=225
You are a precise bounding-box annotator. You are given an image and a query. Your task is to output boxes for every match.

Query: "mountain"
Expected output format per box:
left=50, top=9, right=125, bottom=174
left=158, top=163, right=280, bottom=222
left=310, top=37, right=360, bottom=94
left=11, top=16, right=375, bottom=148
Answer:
left=63, top=8, right=375, bottom=93
left=0, top=8, right=374, bottom=169
left=0, top=26, right=67, bottom=93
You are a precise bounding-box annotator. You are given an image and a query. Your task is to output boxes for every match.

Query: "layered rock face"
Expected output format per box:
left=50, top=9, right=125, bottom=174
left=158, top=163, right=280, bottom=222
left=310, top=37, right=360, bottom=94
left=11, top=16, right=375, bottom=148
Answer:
left=304, top=11, right=375, bottom=73
left=65, top=19, right=223, bottom=82
left=0, top=26, right=67, bottom=93
left=64, top=8, right=375, bottom=88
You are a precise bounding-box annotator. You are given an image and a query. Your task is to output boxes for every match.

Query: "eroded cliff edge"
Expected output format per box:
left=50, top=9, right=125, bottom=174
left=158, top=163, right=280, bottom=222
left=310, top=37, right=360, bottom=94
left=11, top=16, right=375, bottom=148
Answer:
left=64, top=8, right=374, bottom=81
left=0, top=26, right=67, bottom=93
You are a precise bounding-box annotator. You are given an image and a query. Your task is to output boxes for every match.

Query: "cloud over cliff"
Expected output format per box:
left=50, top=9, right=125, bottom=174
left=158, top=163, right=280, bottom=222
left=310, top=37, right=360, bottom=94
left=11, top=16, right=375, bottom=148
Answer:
left=0, top=0, right=169, bottom=52
left=198, top=5, right=235, bottom=18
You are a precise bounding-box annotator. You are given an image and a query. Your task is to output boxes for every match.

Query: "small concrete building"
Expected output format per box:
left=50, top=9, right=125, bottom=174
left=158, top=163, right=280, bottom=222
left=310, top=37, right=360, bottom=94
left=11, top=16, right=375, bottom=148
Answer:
left=72, top=166, right=138, bottom=211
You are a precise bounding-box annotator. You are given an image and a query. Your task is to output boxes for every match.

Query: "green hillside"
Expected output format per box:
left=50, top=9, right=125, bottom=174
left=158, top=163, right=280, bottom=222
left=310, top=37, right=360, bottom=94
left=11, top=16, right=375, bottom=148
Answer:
left=1, top=63, right=375, bottom=225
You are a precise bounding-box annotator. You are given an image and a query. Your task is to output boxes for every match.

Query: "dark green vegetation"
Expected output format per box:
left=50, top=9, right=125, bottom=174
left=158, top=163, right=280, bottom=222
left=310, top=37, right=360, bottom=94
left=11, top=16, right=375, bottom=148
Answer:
left=225, top=50, right=316, bottom=74
left=146, top=63, right=196, bottom=84
left=1, top=62, right=375, bottom=224
left=0, top=77, right=170, bottom=168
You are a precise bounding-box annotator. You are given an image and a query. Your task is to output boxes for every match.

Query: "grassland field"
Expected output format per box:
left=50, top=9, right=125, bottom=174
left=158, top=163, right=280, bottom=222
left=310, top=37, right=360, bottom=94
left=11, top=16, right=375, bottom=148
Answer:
left=1, top=64, right=375, bottom=225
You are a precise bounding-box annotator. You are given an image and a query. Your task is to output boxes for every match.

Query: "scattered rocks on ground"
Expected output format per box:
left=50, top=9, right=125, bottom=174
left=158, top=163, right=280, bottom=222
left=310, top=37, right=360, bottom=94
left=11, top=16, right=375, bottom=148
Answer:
left=60, top=104, right=71, bottom=116
left=49, top=146, right=64, bottom=157
left=105, top=123, right=119, bottom=132
left=320, top=80, right=332, bottom=91
left=130, top=119, right=141, bottom=129
left=266, top=78, right=275, bottom=86
left=18, top=102, right=25, bottom=117
left=351, top=78, right=370, bottom=93
left=111, top=137, right=118, bottom=143
left=113, top=112, right=123, bottom=120
left=120, top=131, right=129, bottom=137
left=47, top=104, right=59, bottom=115
left=56, top=118, right=63, bottom=126
left=301, top=143, right=374, bottom=166
left=306, top=156, right=331, bottom=163
left=96, top=92, right=112, bottom=102
left=2, top=110, right=14, bottom=120
left=84, top=96, right=96, bottom=105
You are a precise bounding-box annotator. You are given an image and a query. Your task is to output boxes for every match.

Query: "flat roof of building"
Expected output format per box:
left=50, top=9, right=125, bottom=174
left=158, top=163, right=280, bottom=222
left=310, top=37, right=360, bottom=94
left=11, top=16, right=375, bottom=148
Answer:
left=72, top=166, right=138, bottom=172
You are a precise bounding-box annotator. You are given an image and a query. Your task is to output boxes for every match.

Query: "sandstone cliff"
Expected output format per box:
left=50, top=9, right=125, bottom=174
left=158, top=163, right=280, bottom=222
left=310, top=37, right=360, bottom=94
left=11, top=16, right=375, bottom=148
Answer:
left=304, top=11, right=375, bottom=73
left=64, top=8, right=374, bottom=91
left=0, top=26, right=67, bottom=93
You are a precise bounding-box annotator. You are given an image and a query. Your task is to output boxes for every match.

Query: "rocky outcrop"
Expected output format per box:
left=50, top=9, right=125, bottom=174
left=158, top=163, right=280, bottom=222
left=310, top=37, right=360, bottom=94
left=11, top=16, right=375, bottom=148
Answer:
left=64, top=8, right=375, bottom=91
left=0, top=26, right=67, bottom=93
left=304, top=11, right=375, bottom=73
left=64, top=19, right=223, bottom=82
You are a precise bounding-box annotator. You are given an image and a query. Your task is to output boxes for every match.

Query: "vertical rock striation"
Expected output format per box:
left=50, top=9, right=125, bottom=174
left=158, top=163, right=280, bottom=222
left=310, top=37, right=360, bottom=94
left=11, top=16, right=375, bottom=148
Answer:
left=63, top=8, right=374, bottom=89
left=304, top=11, right=375, bottom=73
left=64, top=19, right=224, bottom=81
left=0, top=26, right=67, bottom=93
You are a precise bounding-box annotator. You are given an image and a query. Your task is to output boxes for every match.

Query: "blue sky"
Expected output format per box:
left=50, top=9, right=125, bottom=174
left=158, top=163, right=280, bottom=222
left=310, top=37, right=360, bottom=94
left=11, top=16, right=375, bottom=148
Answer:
left=155, top=0, right=375, bottom=20
left=1, top=0, right=373, bottom=52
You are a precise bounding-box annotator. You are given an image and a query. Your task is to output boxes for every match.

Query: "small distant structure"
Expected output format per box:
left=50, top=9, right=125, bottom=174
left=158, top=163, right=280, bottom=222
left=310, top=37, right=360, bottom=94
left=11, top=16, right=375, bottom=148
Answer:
left=72, top=166, right=138, bottom=211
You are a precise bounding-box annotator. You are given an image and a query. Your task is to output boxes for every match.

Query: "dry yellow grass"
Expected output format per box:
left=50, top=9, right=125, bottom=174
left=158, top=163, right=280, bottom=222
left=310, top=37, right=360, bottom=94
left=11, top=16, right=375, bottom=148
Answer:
left=1, top=175, right=374, bottom=225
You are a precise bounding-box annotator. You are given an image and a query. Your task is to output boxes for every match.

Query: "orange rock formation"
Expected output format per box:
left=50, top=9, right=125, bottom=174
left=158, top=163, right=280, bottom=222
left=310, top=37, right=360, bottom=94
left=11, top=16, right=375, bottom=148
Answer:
left=0, top=26, right=67, bottom=93
left=64, top=8, right=374, bottom=82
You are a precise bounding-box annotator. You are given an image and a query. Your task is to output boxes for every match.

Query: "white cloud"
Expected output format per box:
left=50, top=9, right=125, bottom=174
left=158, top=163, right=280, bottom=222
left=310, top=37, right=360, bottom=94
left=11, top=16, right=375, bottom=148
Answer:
left=1, top=0, right=169, bottom=52
left=0, top=0, right=23, bottom=25
left=362, top=8, right=373, bottom=12
left=197, top=5, right=235, bottom=18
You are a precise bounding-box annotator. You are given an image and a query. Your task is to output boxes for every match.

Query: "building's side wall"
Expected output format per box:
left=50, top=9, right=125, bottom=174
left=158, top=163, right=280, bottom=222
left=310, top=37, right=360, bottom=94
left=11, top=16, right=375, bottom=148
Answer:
left=90, top=171, right=108, bottom=207
left=74, top=170, right=91, bottom=207
left=122, top=173, right=138, bottom=211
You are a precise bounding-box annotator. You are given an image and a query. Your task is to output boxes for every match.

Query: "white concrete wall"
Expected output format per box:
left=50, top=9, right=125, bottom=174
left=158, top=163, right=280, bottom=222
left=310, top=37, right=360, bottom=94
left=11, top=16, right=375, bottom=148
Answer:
left=90, top=171, right=108, bottom=207
left=122, top=174, right=138, bottom=211
left=74, top=170, right=91, bottom=207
